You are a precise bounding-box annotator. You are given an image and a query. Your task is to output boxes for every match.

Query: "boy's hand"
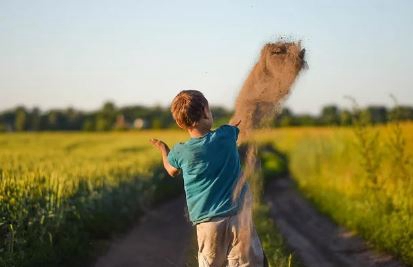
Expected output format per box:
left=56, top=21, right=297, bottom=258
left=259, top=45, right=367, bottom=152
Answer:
left=231, top=120, right=241, bottom=127
left=149, top=138, right=170, bottom=154
left=149, top=138, right=179, bottom=177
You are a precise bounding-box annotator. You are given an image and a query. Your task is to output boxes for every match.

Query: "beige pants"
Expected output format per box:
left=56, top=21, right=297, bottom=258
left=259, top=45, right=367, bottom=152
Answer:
left=196, top=190, right=264, bottom=267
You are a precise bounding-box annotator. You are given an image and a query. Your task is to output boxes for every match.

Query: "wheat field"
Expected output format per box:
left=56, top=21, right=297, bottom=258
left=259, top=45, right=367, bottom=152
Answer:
left=1, top=123, right=412, bottom=266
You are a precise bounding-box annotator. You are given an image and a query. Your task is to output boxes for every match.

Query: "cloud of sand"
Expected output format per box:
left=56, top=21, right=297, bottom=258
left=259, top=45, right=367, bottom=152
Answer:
left=230, top=40, right=306, bottom=255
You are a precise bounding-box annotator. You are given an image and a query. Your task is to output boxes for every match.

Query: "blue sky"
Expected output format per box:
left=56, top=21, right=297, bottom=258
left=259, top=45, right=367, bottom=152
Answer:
left=1, top=0, right=412, bottom=114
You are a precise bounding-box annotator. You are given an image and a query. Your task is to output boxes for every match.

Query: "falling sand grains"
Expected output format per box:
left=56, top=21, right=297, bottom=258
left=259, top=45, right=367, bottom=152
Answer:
left=229, top=40, right=306, bottom=258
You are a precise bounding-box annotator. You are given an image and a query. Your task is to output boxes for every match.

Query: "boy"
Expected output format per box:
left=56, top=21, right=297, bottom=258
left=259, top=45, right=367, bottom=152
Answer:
left=150, top=90, right=265, bottom=267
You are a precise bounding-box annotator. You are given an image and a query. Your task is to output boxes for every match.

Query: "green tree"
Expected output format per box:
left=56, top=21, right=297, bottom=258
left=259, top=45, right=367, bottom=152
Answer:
left=321, top=105, right=339, bottom=125
left=295, top=115, right=317, bottom=126
left=66, top=107, right=83, bottom=130
left=82, top=118, right=95, bottom=131
left=30, top=107, right=41, bottom=131
left=151, top=118, right=163, bottom=129
left=15, top=106, right=27, bottom=131
left=95, top=117, right=110, bottom=131
left=96, top=101, right=117, bottom=131
left=389, top=106, right=413, bottom=122
left=275, top=108, right=294, bottom=127
left=0, top=122, right=6, bottom=132
left=47, top=110, right=66, bottom=130
left=363, top=106, right=387, bottom=124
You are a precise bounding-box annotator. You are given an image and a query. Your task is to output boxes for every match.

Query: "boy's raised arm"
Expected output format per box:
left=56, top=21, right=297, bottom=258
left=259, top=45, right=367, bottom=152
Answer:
left=149, top=139, right=180, bottom=177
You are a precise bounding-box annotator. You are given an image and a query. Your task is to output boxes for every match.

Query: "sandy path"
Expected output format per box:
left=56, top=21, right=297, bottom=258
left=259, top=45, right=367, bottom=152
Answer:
left=264, top=177, right=405, bottom=267
left=93, top=176, right=406, bottom=267
left=94, top=195, right=192, bottom=267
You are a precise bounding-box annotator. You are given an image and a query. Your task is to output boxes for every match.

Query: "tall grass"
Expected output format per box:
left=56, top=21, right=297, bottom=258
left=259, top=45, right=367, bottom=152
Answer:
left=252, top=143, right=299, bottom=267
left=0, top=130, right=299, bottom=267
left=0, top=131, right=185, bottom=267
left=254, top=122, right=413, bottom=265
left=4, top=124, right=410, bottom=266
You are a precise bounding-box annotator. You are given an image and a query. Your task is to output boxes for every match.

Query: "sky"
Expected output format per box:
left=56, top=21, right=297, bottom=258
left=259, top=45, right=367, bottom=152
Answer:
left=1, top=0, right=412, bottom=115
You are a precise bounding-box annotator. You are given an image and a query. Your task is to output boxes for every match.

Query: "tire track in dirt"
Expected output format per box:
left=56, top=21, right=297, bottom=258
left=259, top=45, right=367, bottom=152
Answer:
left=264, top=177, right=405, bottom=267
left=94, top=195, right=192, bottom=267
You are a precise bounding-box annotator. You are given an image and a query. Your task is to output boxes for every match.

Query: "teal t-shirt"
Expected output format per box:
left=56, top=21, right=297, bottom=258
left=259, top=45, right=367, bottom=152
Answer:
left=167, top=124, right=247, bottom=224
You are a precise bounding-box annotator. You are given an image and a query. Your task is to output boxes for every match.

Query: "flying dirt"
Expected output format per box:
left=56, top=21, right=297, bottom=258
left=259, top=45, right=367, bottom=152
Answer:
left=230, top=41, right=306, bottom=142
left=231, top=40, right=306, bottom=202
left=227, top=40, right=306, bottom=263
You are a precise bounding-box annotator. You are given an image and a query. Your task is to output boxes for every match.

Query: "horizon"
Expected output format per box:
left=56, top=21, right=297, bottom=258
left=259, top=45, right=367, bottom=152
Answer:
left=0, top=99, right=408, bottom=117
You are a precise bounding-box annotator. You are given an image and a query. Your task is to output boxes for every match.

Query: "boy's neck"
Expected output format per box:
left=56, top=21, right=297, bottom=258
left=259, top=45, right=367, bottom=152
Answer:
left=187, top=126, right=211, bottom=138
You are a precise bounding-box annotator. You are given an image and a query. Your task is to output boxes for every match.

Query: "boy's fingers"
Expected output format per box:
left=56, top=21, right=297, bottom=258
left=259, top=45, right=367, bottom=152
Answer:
left=149, top=139, right=159, bottom=145
left=150, top=139, right=166, bottom=150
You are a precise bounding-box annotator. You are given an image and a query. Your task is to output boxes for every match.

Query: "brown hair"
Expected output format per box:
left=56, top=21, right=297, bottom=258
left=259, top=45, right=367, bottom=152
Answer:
left=170, top=90, right=209, bottom=128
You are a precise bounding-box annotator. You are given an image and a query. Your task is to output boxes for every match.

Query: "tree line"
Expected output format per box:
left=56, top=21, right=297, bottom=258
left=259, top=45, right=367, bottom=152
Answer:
left=0, top=101, right=412, bottom=132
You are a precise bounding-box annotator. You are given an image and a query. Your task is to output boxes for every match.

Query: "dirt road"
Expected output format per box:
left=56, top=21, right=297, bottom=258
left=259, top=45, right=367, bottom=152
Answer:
left=93, top=177, right=406, bottom=267
left=94, top=195, right=192, bottom=267
left=264, top=177, right=405, bottom=267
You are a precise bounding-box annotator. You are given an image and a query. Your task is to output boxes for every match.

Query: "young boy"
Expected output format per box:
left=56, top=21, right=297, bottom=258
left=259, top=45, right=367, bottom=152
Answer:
left=150, top=90, right=265, bottom=267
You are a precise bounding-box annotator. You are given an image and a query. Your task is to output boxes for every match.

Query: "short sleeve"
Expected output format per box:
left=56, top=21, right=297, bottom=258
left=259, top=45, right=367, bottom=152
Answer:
left=167, top=146, right=180, bottom=169
left=221, top=125, right=240, bottom=141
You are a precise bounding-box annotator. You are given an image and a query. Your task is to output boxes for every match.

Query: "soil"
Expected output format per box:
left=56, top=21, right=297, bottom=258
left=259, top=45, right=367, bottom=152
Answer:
left=230, top=41, right=306, bottom=206
left=93, top=176, right=406, bottom=267
left=264, top=177, right=406, bottom=267
left=93, top=195, right=192, bottom=267
left=230, top=41, right=306, bottom=142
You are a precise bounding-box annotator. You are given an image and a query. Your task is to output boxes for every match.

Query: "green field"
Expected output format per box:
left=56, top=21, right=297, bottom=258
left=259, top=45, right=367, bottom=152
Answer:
left=1, top=123, right=412, bottom=266
left=0, top=131, right=188, bottom=266
left=257, top=122, right=413, bottom=265
left=0, top=130, right=294, bottom=267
